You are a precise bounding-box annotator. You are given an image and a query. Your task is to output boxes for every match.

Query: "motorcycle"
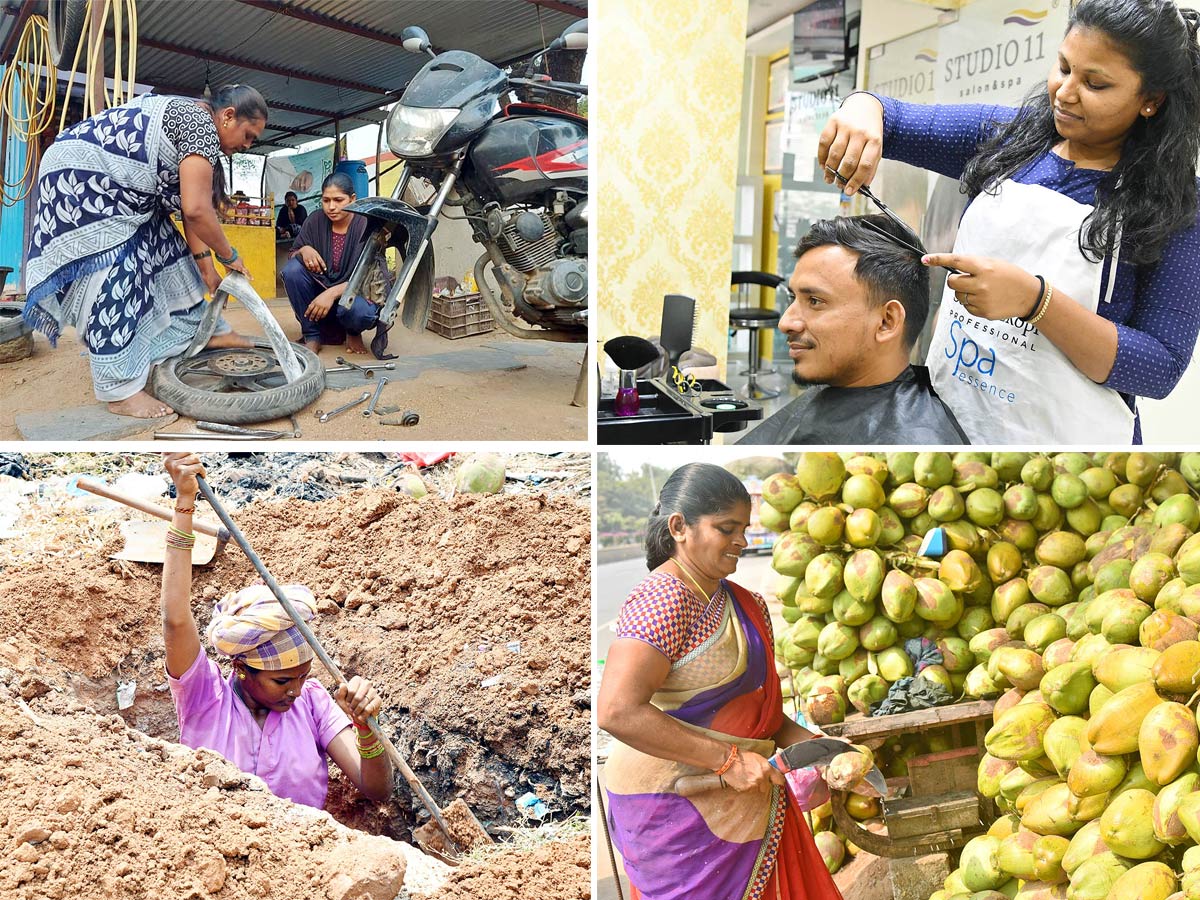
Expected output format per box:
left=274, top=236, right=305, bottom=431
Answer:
left=341, top=20, right=589, bottom=402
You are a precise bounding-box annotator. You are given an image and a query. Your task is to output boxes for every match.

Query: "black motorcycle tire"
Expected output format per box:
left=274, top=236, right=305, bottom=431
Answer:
left=47, top=0, right=88, bottom=69
left=149, top=339, right=325, bottom=425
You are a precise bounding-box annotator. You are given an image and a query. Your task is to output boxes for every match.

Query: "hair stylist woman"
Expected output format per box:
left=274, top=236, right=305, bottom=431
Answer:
left=597, top=464, right=842, bottom=900
left=820, top=0, right=1200, bottom=444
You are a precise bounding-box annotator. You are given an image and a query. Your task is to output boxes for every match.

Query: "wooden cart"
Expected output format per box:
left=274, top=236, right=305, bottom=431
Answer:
left=822, top=699, right=998, bottom=858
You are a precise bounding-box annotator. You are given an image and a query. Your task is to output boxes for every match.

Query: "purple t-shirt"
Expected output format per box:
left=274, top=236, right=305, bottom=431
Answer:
left=168, top=651, right=352, bottom=809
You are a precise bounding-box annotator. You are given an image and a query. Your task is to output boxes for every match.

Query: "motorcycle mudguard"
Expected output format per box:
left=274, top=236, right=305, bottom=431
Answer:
left=344, top=198, right=439, bottom=330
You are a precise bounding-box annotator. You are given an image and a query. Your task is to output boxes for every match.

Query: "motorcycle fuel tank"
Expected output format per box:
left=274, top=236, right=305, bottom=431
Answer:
left=464, top=112, right=587, bottom=206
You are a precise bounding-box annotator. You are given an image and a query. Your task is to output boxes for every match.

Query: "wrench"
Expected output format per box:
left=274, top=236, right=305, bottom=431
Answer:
left=364, top=377, right=389, bottom=416
left=335, top=356, right=374, bottom=378
left=325, top=363, right=396, bottom=375
left=318, top=391, right=371, bottom=423
left=196, top=421, right=297, bottom=439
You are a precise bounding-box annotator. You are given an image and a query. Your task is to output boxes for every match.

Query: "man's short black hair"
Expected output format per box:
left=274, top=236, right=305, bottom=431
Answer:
left=794, top=214, right=930, bottom=349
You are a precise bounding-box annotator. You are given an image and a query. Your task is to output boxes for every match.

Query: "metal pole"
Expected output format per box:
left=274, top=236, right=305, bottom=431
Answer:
left=194, top=475, right=467, bottom=854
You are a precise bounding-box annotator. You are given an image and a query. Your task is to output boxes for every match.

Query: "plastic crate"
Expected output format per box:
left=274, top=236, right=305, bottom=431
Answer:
left=428, top=292, right=495, bottom=340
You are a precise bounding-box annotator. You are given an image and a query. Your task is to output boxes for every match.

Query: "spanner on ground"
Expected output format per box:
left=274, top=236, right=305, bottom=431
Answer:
left=318, top=391, right=371, bottom=423
left=334, top=356, right=375, bottom=378
left=364, top=377, right=389, bottom=416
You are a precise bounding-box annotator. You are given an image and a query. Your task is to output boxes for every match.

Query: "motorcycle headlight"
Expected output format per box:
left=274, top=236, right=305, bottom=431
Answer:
left=386, top=105, right=459, bottom=158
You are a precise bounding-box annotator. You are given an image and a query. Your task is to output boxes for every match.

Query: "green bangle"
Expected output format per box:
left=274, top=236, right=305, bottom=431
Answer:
left=215, top=247, right=239, bottom=265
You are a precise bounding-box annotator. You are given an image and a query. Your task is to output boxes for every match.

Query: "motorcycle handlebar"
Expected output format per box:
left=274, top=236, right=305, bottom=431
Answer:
left=509, top=77, right=588, bottom=97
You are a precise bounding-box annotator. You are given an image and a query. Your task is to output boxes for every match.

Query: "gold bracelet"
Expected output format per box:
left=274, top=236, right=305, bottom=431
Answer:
left=1028, top=281, right=1054, bottom=326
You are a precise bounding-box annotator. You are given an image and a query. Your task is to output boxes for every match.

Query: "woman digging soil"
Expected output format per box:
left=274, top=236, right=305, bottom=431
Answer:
left=162, top=451, right=393, bottom=808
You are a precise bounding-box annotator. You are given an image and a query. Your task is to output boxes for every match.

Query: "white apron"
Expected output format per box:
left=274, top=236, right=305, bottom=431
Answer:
left=925, top=179, right=1135, bottom=444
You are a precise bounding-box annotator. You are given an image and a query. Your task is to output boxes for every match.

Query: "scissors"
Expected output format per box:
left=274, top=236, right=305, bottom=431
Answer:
left=824, top=166, right=963, bottom=275
left=671, top=366, right=700, bottom=395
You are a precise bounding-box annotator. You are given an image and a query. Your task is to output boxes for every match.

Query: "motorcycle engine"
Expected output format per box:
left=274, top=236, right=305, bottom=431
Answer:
left=489, top=205, right=588, bottom=315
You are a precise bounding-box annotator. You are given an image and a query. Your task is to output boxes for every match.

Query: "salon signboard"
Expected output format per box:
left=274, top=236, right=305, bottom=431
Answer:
left=934, top=0, right=1070, bottom=105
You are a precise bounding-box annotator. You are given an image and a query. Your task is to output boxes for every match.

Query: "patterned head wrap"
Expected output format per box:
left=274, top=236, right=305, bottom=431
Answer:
left=207, top=584, right=316, bottom=671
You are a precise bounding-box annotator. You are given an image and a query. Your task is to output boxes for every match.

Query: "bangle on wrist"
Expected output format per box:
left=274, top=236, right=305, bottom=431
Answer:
left=713, top=743, right=739, bottom=776
left=215, top=247, right=239, bottom=266
left=1023, top=275, right=1045, bottom=320
left=174, top=504, right=195, bottom=515
left=1028, top=281, right=1054, bottom=326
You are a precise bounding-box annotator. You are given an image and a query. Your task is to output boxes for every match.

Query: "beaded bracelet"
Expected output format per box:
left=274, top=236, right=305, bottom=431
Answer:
left=1028, top=282, right=1055, bottom=326
left=713, top=744, right=739, bottom=776
left=165, top=526, right=196, bottom=551
left=175, top=504, right=195, bottom=515
left=215, top=247, right=239, bottom=266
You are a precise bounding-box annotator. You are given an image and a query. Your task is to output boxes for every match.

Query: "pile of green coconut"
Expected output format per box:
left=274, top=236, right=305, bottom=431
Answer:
left=762, top=451, right=1200, bottom=900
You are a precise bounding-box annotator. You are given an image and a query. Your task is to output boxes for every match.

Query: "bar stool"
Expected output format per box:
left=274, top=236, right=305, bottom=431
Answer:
left=730, top=271, right=787, bottom=400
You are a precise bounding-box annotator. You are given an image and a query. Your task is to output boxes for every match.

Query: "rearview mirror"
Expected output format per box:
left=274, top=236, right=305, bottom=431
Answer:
left=401, top=26, right=434, bottom=57
left=560, top=20, right=588, bottom=50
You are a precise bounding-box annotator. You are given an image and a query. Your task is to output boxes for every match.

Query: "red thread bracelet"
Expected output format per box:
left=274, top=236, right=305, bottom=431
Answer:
left=714, top=744, right=738, bottom=776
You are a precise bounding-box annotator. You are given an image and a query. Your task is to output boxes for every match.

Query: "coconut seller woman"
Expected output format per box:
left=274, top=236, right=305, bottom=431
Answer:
left=162, top=452, right=393, bottom=808
left=597, top=463, right=843, bottom=900
left=820, top=0, right=1200, bottom=444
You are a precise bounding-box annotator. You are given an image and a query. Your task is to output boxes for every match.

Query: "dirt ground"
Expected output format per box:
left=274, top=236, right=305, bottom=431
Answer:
left=0, top=300, right=588, bottom=441
left=0, top=452, right=592, bottom=899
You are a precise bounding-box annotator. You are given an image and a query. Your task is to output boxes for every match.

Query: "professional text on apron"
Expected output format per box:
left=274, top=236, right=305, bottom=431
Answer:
left=925, top=179, right=1134, bottom=444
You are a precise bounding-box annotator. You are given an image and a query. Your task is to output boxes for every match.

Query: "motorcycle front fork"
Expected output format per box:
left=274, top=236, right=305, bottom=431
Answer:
left=341, top=155, right=464, bottom=325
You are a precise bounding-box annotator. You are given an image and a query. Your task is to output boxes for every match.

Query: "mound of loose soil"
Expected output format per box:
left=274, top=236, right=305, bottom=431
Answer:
left=0, top=675, right=443, bottom=900
left=418, top=833, right=591, bottom=899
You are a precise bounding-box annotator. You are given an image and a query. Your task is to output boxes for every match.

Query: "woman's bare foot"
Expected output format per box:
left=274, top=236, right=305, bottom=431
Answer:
left=304, top=339, right=322, bottom=353
left=345, top=335, right=368, bottom=355
left=205, top=331, right=254, bottom=350
left=107, top=391, right=174, bottom=419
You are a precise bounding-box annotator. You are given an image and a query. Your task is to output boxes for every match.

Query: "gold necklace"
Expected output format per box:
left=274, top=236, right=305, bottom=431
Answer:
left=672, top=558, right=717, bottom=603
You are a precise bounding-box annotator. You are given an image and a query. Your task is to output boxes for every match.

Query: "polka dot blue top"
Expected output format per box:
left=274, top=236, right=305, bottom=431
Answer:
left=875, top=95, right=1200, bottom=443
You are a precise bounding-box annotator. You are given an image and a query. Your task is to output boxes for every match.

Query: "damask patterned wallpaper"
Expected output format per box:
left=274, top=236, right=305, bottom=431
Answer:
left=595, top=0, right=749, bottom=375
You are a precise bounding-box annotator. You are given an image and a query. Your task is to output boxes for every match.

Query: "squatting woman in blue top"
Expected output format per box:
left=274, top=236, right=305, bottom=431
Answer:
left=819, top=0, right=1200, bottom=444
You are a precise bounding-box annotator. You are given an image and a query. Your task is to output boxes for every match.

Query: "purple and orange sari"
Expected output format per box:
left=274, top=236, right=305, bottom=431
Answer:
left=605, top=575, right=843, bottom=900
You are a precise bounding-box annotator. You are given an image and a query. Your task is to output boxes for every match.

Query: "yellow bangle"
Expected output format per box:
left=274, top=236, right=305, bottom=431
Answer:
left=1028, top=281, right=1054, bottom=326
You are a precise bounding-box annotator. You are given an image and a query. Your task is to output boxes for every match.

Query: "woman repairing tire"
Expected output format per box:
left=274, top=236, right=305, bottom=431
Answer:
left=23, top=85, right=265, bottom=419
left=820, top=0, right=1200, bottom=444
left=162, top=452, right=393, bottom=808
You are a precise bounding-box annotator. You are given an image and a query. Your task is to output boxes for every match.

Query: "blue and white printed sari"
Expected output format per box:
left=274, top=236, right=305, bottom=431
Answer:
left=23, top=94, right=224, bottom=401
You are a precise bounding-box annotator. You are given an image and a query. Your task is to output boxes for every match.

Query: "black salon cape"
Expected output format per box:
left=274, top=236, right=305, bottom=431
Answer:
left=737, top=365, right=969, bottom=445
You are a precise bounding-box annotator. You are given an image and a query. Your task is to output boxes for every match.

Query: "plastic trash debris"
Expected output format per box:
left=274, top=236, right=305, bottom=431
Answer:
left=116, top=680, right=137, bottom=711
left=481, top=676, right=504, bottom=688
left=506, top=641, right=521, bottom=654
left=516, top=792, right=549, bottom=820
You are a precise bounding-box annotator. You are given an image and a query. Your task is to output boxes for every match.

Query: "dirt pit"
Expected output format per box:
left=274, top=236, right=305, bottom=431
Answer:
left=0, top=452, right=592, bottom=899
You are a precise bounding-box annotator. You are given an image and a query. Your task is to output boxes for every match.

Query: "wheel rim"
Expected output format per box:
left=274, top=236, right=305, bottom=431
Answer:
left=173, top=347, right=292, bottom=393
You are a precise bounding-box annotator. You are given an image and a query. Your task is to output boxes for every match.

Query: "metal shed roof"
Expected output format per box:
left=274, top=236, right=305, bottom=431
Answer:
left=0, top=0, right=587, bottom=153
